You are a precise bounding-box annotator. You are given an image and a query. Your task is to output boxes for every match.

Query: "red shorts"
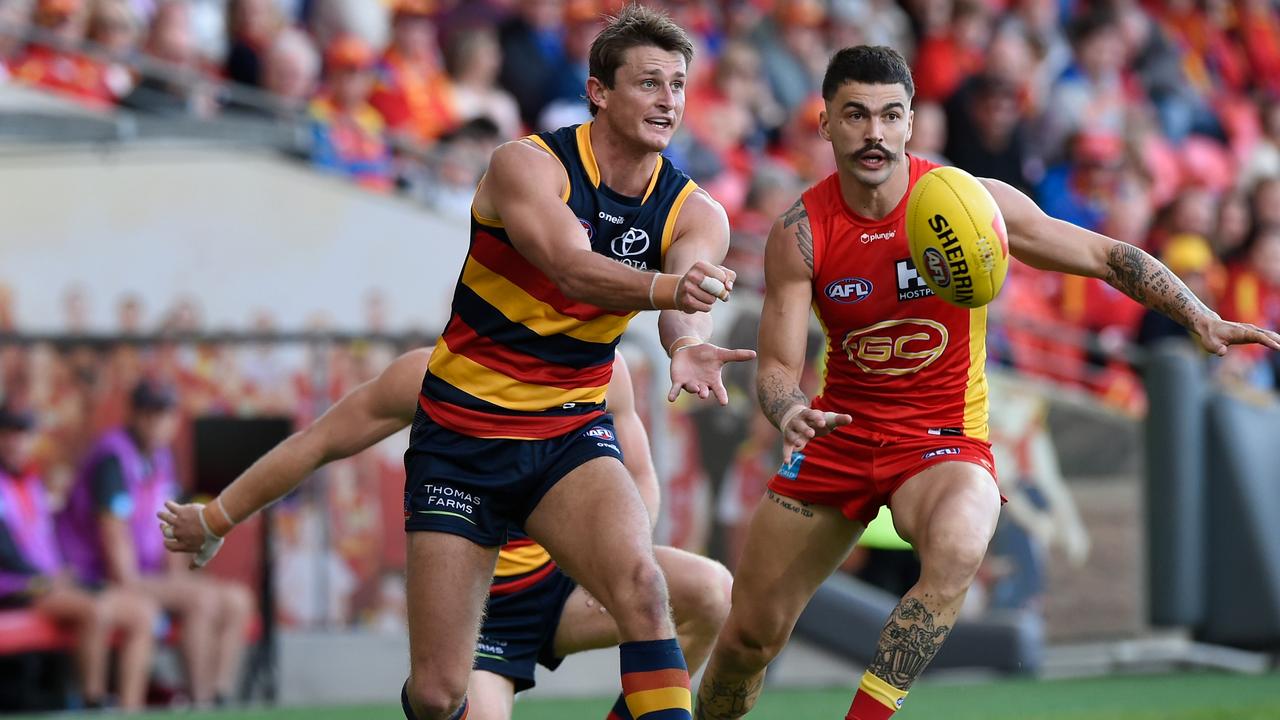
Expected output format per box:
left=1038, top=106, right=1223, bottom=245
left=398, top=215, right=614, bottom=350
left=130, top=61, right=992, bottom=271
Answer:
left=766, top=428, right=998, bottom=525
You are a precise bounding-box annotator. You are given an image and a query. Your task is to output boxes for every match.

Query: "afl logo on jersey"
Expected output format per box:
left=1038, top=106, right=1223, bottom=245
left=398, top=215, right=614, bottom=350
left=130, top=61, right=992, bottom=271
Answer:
left=824, top=277, right=873, bottom=304
left=578, top=218, right=594, bottom=240
left=612, top=227, right=651, bottom=257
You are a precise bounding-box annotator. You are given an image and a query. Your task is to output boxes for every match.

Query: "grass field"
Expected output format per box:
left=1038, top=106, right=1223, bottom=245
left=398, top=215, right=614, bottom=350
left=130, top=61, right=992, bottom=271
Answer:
left=20, top=672, right=1279, bottom=719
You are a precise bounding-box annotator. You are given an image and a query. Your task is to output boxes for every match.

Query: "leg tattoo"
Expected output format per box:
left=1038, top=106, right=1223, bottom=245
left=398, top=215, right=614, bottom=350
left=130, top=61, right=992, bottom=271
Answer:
left=695, top=675, right=764, bottom=720
left=865, top=597, right=952, bottom=690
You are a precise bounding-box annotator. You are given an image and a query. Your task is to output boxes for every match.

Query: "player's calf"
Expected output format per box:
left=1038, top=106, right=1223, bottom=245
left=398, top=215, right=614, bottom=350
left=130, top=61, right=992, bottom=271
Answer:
left=694, top=614, right=788, bottom=719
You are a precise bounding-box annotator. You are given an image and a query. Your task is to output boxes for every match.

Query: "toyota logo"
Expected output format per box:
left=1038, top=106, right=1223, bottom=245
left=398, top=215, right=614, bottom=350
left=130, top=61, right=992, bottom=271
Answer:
left=611, top=228, right=651, bottom=257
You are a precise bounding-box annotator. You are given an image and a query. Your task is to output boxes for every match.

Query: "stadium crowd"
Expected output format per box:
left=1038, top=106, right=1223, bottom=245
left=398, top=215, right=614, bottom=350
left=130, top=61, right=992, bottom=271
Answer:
left=0, top=0, right=1278, bottom=711
left=1, top=0, right=1277, bottom=397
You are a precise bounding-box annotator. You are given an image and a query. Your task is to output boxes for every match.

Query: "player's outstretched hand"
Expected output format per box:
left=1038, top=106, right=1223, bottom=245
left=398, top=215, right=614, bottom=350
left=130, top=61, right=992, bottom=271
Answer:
left=157, top=500, right=225, bottom=569
left=1196, top=318, right=1280, bottom=356
left=781, top=407, right=853, bottom=463
left=675, top=261, right=735, bottom=313
left=668, top=342, right=757, bottom=405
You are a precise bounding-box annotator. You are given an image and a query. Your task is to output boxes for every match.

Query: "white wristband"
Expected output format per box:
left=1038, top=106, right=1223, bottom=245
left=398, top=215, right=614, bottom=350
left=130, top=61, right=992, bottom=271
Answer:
left=778, top=404, right=807, bottom=433
left=666, top=334, right=702, bottom=357
left=648, top=273, right=660, bottom=310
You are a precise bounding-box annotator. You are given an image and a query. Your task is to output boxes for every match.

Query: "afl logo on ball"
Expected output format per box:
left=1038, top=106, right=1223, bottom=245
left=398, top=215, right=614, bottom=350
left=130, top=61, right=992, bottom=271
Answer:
left=922, top=247, right=951, bottom=288
left=824, top=277, right=873, bottom=304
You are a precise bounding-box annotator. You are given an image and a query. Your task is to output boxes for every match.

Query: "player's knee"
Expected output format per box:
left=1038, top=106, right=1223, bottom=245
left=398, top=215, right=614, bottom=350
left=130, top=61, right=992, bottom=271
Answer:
left=717, top=617, right=787, bottom=671
left=921, top=531, right=988, bottom=599
left=405, top=674, right=467, bottom=720
left=682, top=561, right=732, bottom=630
left=611, top=556, right=670, bottom=615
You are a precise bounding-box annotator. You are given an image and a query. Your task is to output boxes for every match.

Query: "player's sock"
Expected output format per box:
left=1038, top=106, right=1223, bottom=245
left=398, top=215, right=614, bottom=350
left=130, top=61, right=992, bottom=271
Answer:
left=400, top=680, right=418, bottom=720
left=845, top=671, right=907, bottom=720
left=619, top=638, right=692, bottom=719
left=400, top=682, right=468, bottom=720
left=446, top=697, right=469, bottom=720
left=607, top=692, right=636, bottom=720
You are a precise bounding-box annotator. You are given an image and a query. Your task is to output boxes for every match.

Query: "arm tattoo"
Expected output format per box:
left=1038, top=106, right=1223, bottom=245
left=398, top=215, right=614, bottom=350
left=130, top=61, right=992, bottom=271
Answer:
left=757, top=367, right=808, bottom=430
left=695, top=675, right=764, bottom=720
left=781, top=198, right=814, bottom=272
left=1105, top=243, right=1214, bottom=330
left=866, top=597, right=953, bottom=690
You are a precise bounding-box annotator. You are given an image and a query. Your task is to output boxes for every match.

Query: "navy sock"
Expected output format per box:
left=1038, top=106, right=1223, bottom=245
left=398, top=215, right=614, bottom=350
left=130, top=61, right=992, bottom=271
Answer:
left=608, top=692, right=635, bottom=719
left=401, top=680, right=419, bottom=720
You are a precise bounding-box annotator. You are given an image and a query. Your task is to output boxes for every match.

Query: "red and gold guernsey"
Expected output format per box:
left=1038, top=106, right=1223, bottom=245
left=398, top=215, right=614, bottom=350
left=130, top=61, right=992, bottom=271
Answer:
left=805, top=155, right=990, bottom=441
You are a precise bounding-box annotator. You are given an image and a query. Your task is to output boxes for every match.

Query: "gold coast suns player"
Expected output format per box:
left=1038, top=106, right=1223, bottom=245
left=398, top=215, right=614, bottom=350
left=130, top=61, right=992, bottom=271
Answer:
left=392, top=7, right=749, bottom=720
left=695, top=46, right=1280, bottom=720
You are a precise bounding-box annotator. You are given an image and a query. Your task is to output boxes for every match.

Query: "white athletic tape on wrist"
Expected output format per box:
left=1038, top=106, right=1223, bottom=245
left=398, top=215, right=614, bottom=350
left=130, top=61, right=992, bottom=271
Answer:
left=699, top=275, right=727, bottom=300
left=194, top=505, right=226, bottom=568
left=648, top=273, right=660, bottom=310
left=779, top=405, right=807, bottom=434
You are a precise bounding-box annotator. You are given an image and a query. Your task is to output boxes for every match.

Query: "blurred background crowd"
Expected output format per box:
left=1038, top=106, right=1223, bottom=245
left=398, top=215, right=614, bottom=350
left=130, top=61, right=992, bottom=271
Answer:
left=1, top=0, right=1278, bottom=399
left=0, top=0, right=1278, bottom=711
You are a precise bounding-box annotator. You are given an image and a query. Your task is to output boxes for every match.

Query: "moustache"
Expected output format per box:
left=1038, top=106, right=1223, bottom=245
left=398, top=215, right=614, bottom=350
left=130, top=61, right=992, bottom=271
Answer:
left=854, top=145, right=895, bottom=161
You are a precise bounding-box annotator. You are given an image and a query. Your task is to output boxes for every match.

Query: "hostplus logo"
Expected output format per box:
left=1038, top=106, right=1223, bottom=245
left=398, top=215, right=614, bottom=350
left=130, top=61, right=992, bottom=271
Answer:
left=895, top=258, right=935, bottom=302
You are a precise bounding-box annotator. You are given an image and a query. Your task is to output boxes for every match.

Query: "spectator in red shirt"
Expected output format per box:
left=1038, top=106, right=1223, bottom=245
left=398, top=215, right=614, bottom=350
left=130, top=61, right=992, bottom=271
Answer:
left=369, top=0, right=457, bottom=145
left=912, top=0, right=990, bottom=104
left=12, top=0, right=118, bottom=109
left=1239, top=0, right=1280, bottom=96
left=310, top=35, right=393, bottom=192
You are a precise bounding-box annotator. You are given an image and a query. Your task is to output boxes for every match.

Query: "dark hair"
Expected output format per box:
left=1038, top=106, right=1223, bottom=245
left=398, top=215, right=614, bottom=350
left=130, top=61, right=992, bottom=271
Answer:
left=821, top=45, right=914, bottom=102
left=1068, top=11, right=1118, bottom=47
left=588, top=3, right=694, bottom=116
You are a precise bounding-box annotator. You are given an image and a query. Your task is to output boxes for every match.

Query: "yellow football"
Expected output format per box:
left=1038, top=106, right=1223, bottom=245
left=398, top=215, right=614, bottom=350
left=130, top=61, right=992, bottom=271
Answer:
left=905, top=166, right=1010, bottom=309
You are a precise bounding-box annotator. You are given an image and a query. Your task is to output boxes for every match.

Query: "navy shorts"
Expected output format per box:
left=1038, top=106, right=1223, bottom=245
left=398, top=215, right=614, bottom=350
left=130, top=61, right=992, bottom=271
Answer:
left=403, top=407, right=624, bottom=546
left=474, top=567, right=578, bottom=691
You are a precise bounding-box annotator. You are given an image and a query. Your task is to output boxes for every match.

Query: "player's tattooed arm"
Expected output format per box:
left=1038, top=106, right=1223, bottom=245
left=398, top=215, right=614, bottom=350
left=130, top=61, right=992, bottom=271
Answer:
left=757, top=366, right=808, bottom=431
left=1105, top=243, right=1215, bottom=332
left=781, top=197, right=813, bottom=272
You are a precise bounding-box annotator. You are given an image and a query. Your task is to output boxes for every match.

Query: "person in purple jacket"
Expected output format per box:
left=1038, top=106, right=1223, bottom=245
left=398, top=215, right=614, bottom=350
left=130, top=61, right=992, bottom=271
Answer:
left=0, top=403, right=157, bottom=711
left=59, top=382, right=253, bottom=707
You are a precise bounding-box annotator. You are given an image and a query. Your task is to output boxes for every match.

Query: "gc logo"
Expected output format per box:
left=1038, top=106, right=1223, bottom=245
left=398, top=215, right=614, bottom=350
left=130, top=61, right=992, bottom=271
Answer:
left=841, top=319, right=948, bottom=375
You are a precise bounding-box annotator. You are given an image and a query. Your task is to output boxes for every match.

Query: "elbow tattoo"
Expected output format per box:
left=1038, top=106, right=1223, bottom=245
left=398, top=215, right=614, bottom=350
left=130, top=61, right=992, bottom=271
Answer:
left=757, top=369, right=808, bottom=430
left=1105, top=243, right=1212, bottom=329
left=782, top=198, right=814, bottom=272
